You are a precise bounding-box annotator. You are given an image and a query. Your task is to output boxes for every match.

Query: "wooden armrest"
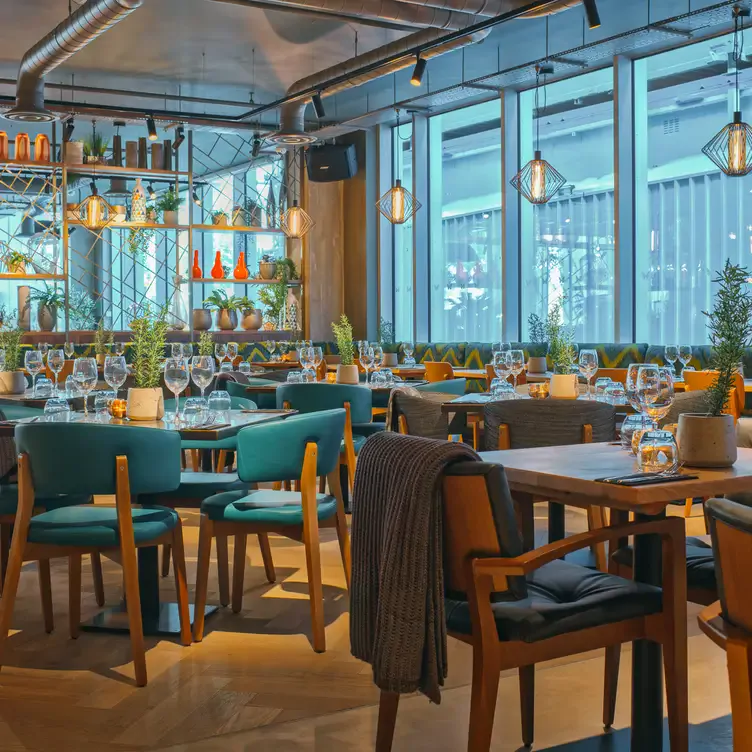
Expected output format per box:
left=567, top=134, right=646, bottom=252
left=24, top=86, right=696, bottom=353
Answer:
left=472, top=517, right=685, bottom=578
left=697, top=600, right=752, bottom=650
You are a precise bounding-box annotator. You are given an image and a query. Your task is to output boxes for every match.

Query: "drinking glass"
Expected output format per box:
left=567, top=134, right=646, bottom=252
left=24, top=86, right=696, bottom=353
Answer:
left=637, top=430, right=679, bottom=473
left=63, top=341, right=75, bottom=359
left=678, top=345, right=693, bottom=378
left=371, top=344, right=384, bottom=371
left=300, top=346, right=313, bottom=370
left=72, top=357, right=98, bottom=416
left=359, top=344, right=372, bottom=384
left=402, top=342, right=415, bottom=366
left=34, top=377, right=52, bottom=398
left=594, top=377, right=612, bottom=402
left=664, top=344, right=678, bottom=376
left=24, top=350, right=43, bottom=392
left=170, top=343, right=183, bottom=359
left=65, top=374, right=78, bottom=397
left=227, top=342, right=239, bottom=366
left=238, top=360, right=251, bottom=375
left=278, top=341, right=290, bottom=360
left=215, top=343, right=228, bottom=369
left=208, top=389, right=231, bottom=419
left=181, top=343, right=193, bottom=360
left=493, top=351, right=512, bottom=383
left=190, top=355, right=215, bottom=399
left=604, top=381, right=626, bottom=406
left=621, top=413, right=653, bottom=451
left=312, top=346, right=323, bottom=379
left=265, top=340, right=277, bottom=361
left=578, top=349, right=599, bottom=398
left=44, top=398, right=71, bottom=422
left=104, top=355, right=127, bottom=398
left=219, top=362, right=233, bottom=373
left=114, top=341, right=126, bottom=357
left=48, top=348, right=64, bottom=393
left=491, top=378, right=515, bottom=399
left=509, top=349, right=525, bottom=392
left=381, top=368, right=394, bottom=387
left=625, top=363, right=643, bottom=411
left=286, top=371, right=302, bottom=383
left=370, top=370, right=386, bottom=388
left=636, top=365, right=674, bottom=424
left=38, top=342, right=49, bottom=360
left=94, top=390, right=115, bottom=419
left=182, top=397, right=209, bottom=427
left=164, top=358, right=189, bottom=424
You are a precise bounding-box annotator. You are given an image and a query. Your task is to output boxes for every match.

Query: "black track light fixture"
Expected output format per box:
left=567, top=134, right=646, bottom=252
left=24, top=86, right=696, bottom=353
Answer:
left=147, top=183, right=156, bottom=200
left=172, top=125, right=185, bottom=152
left=146, top=115, right=158, bottom=141
left=63, top=117, right=75, bottom=142
left=192, top=189, right=202, bottom=207
left=90, top=181, right=98, bottom=196
left=251, top=133, right=261, bottom=159
left=312, top=92, right=326, bottom=119
left=410, top=55, right=427, bottom=87
left=582, top=0, right=600, bottom=29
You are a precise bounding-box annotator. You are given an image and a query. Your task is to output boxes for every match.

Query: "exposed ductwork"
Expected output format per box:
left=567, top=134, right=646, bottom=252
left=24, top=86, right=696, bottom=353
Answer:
left=5, top=0, right=143, bottom=122
left=391, top=0, right=579, bottom=19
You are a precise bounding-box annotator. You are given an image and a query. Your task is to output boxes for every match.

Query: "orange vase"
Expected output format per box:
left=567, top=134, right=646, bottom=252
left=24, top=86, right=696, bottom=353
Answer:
left=14, top=133, right=30, bottom=161
left=210, top=251, right=224, bottom=279
left=0, top=132, right=7, bottom=161
left=234, top=251, right=249, bottom=280
left=34, top=134, right=50, bottom=163
left=192, top=249, right=202, bottom=279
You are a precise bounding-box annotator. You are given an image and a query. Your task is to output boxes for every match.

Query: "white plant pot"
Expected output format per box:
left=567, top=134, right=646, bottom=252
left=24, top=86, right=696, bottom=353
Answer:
left=677, top=413, right=737, bottom=468
left=163, top=210, right=178, bottom=226
left=549, top=373, right=578, bottom=399
left=336, top=364, right=359, bottom=385
left=527, top=356, right=548, bottom=374
left=382, top=353, right=398, bottom=367
left=0, top=371, right=27, bottom=395
left=126, top=387, right=165, bottom=421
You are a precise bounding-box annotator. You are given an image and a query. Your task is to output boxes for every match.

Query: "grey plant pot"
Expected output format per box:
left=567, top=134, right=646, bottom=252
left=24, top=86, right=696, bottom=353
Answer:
left=382, top=353, right=398, bottom=367
left=259, top=261, right=277, bottom=280
left=677, top=413, right=737, bottom=468
left=216, top=309, right=238, bottom=331
left=527, top=356, right=548, bottom=374
left=37, top=305, right=56, bottom=332
left=192, top=309, right=212, bottom=331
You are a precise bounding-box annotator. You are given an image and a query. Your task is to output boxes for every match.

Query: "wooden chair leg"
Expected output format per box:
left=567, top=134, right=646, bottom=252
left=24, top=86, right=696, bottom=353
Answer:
left=257, top=533, right=275, bottom=583
left=0, top=523, right=10, bottom=596
left=215, top=534, right=230, bottom=608
left=161, top=544, right=171, bottom=578
left=468, top=650, right=501, bottom=752
left=170, top=520, right=193, bottom=647
left=283, top=479, right=292, bottom=491
left=664, top=614, right=689, bottom=752
left=318, top=475, right=326, bottom=494
left=68, top=555, right=82, bottom=639
left=519, top=665, right=535, bottom=748
left=586, top=506, right=608, bottom=571
left=376, top=691, right=400, bottom=752
left=328, top=470, right=351, bottom=589
left=684, top=497, right=694, bottom=517
left=0, top=536, right=25, bottom=669
left=232, top=533, right=247, bottom=614
left=192, top=514, right=214, bottom=642
left=119, top=539, right=146, bottom=686
left=215, top=450, right=227, bottom=473
left=190, top=449, right=199, bottom=473
left=38, top=559, right=54, bottom=634
left=91, top=553, right=105, bottom=606
left=725, top=639, right=752, bottom=750
left=603, top=644, right=621, bottom=730
left=180, top=450, right=186, bottom=470
left=472, top=419, right=480, bottom=451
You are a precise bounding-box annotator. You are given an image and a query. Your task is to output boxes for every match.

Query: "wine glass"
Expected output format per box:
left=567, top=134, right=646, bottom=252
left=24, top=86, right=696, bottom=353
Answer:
left=24, top=350, right=43, bottom=392
left=664, top=345, right=678, bottom=377
left=402, top=342, right=415, bottom=366
left=114, top=341, right=126, bottom=357
left=636, top=365, right=675, bottom=426
left=266, top=340, right=277, bottom=361
left=72, top=357, right=98, bottom=416
left=64, top=341, right=75, bottom=359
left=48, top=348, right=64, bottom=393
left=312, top=346, right=323, bottom=379
left=38, top=342, right=49, bottom=361
left=170, top=343, right=183, bottom=359
left=191, top=355, right=215, bottom=399
left=359, top=343, right=371, bottom=383
left=509, top=349, right=525, bottom=392
left=578, top=349, right=599, bottom=398
left=678, top=345, right=693, bottom=378
left=227, top=342, right=239, bottom=367
left=371, top=344, right=384, bottom=371
left=181, top=343, right=193, bottom=360
left=104, top=355, right=127, bottom=399
left=164, top=358, right=190, bottom=424
left=625, top=363, right=643, bottom=412
left=215, top=343, right=228, bottom=370
left=300, top=346, right=313, bottom=374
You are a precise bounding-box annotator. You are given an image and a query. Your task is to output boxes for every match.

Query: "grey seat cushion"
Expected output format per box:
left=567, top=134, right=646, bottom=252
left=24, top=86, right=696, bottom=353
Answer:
left=446, top=559, right=662, bottom=643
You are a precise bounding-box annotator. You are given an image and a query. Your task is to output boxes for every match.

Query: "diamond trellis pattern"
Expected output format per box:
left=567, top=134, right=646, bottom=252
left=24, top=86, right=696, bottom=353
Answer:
left=376, top=180, right=421, bottom=225
left=510, top=153, right=567, bottom=205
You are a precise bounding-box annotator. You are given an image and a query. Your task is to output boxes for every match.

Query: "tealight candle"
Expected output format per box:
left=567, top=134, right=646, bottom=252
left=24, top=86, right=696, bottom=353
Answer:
left=109, top=398, right=127, bottom=418
left=637, top=430, right=679, bottom=473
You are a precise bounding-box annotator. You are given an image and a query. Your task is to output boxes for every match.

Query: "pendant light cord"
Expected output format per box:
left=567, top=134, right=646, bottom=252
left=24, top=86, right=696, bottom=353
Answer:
left=735, top=10, right=741, bottom=113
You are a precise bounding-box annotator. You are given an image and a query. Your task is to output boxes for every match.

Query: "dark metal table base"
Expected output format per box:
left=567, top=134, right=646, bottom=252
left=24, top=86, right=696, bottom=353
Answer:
left=81, top=602, right=218, bottom=637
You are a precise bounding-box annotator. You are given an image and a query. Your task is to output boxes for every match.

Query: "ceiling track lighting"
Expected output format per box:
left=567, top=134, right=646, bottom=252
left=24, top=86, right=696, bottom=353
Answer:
left=172, top=125, right=185, bottom=152
left=702, top=5, right=752, bottom=176
left=146, top=115, right=158, bottom=141
left=192, top=189, right=202, bottom=207
left=63, top=117, right=75, bottom=142
left=582, top=0, right=600, bottom=30
left=251, top=133, right=262, bottom=158
left=410, top=55, right=427, bottom=87
left=312, top=92, right=326, bottom=119
left=147, top=183, right=157, bottom=200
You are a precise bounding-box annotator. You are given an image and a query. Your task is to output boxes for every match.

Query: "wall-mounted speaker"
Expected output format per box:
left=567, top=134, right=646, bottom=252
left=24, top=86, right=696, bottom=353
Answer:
left=305, top=144, right=357, bottom=182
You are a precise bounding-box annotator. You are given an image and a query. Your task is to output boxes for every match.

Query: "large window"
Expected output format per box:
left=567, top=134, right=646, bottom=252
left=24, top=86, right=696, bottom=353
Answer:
left=393, top=123, right=414, bottom=340
left=520, top=68, right=615, bottom=342
left=428, top=100, right=502, bottom=342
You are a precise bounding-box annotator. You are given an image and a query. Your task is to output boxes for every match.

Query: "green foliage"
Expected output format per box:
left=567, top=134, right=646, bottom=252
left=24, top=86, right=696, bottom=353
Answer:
left=94, top=319, right=114, bottom=356
left=276, top=257, right=298, bottom=282
left=332, top=314, right=355, bottom=366
left=203, top=289, right=240, bottom=311
left=27, top=283, right=64, bottom=310
left=198, top=330, right=214, bottom=356
left=154, top=187, right=183, bottom=213
left=83, top=131, right=108, bottom=158
left=69, top=289, right=97, bottom=330
left=545, top=301, right=576, bottom=374
left=2, top=249, right=31, bottom=268
left=528, top=313, right=547, bottom=344
left=126, top=226, right=154, bottom=258
left=237, top=295, right=255, bottom=312
left=0, top=311, right=24, bottom=371
left=258, top=283, right=286, bottom=323
left=378, top=317, right=399, bottom=354
left=704, top=260, right=752, bottom=416
left=129, top=305, right=168, bottom=388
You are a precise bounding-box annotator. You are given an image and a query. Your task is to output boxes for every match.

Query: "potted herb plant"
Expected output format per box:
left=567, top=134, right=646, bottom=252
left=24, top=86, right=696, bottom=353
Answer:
left=204, top=289, right=239, bottom=331
left=94, top=319, right=114, bottom=366
left=3, top=250, right=30, bottom=275
left=212, top=210, right=229, bottom=227
left=259, top=253, right=277, bottom=281
left=332, top=314, right=357, bottom=384
left=237, top=296, right=262, bottom=331
left=127, top=305, right=168, bottom=421
left=0, top=314, right=27, bottom=394
left=527, top=312, right=549, bottom=374
left=155, top=187, right=183, bottom=226
left=83, top=132, right=108, bottom=164
left=27, top=283, right=64, bottom=332
left=677, top=260, right=752, bottom=467
left=379, top=317, right=399, bottom=367
left=198, top=330, right=214, bottom=356
left=546, top=301, right=578, bottom=399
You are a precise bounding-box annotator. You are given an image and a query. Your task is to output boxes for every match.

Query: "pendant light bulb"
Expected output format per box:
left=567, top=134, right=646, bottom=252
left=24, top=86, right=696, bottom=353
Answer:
left=147, top=183, right=156, bottom=200
left=192, top=189, right=202, bottom=207
left=146, top=115, right=158, bottom=141
left=63, top=117, right=75, bottom=142
left=377, top=178, right=421, bottom=224
left=410, top=55, right=427, bottom=87
left=280, top=199, right=315, bottom=239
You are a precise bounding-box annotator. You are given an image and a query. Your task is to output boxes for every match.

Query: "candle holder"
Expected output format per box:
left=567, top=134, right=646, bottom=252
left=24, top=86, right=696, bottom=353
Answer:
left=109, top=398, right=127, bottom=419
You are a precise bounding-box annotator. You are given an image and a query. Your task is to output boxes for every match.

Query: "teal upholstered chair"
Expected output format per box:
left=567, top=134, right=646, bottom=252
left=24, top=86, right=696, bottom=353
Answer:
left=0, top=423, right=191, bottom=687
left=226, top=378, right=278, bottom=409
left=193, top=409, right=349, bottom=651
left=415, top=378, right=467, bottom=396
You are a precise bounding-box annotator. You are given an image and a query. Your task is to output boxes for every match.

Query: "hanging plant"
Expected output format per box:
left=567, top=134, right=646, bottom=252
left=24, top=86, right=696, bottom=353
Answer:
left=126, top=226, right=155, bottom=258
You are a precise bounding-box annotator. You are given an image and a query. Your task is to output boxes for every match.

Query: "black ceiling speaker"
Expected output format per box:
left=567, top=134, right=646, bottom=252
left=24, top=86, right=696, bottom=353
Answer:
left=305, top=144, right=357, bottom=182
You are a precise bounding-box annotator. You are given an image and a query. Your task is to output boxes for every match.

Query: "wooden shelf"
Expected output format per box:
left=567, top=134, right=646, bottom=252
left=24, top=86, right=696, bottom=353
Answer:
left=0, top=273, right=65, bottom=280
left=189, top=277, right=302, bottom=285
left=192, top=224, right=285, bottom=234
left=68, top=220, right=190, bottom=231
left=63, top=164, right=189, bottom=180
left=0, top=160, right=62, bottom=172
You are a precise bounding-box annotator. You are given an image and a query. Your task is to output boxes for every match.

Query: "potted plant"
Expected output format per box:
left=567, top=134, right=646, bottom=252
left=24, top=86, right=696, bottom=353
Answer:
left=527, top=312, right=549, bottom=374
left=677, top=260, right=752, bottom=467
left=546, top=301, right=577, bottom=399
left=379, top=317, right=399, bottom=367
left=212, top=210, right=229, bottom=227
left=27, top=283, right=64, bottom=332
left=245, top=199, right=260, bottom=227
left=258, top=282, right=286, bottom=328
left=3, top=250, right=30, bottom=275
left=0, top=314, right=27, bottom=394
left=155, top=187, right=183, bottom=226
left=127, top=305, right=168, bottom=421
left=83, top=132, right=108, bottom=164
left=192, top=303, right=212, bottom=331
left=259, top=253, right=277, bottom=280
left=94, top=319, right=114, bottom=366
left=232, top=205, right=246, bottom=227
left=332, top=314, right=357, bottom=384
left=198, top=330, right=214, bottom=356
left=237, top=295, right=262, bottom=331
left=204, top=289, right=239, bottom=331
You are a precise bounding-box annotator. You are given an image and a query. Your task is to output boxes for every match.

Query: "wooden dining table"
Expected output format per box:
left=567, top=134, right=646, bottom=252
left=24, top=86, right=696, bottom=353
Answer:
left=479, top=442, right=752, bottom=751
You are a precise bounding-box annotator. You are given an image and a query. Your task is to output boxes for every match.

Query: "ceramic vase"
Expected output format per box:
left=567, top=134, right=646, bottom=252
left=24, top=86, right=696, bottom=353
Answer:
left=0, top=371, right=27, bottom=395
left=132, top=178, right=147, bottom=222
left=336, top=365, right=359, bottom=385
left=0, top=132, right=7, bottom=161
left=64, top=141, right=84, bottom=164
left=259, top=261, right=277, bottom=280
left=241, top=309, right=263, bottom=331
left=549, top=374, right=578, bottom=399
left=126, top=387, right=165, bottom=421
left=17, top=286, right=30, bottom=330
left=382, top=353, right=398, bottom=367
left=216, top=309, right=238, bottom=331
left=234, top=252, right=249, bottom=280
left=192, top=250, right=202, bottom=279
left=192, top=309, right=212, bottom=330
left=34, top=134, right=50, bottom=163
left=14, top=133, right=30, bottom=161
left=677, top=413, right=737, bottom=468
left=37, top=305, right=56, bottom=332
left=210, top=251, right=224, bottom=279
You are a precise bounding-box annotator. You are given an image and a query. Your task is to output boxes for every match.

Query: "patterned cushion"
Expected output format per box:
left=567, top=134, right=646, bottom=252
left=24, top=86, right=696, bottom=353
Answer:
left=578, top=343, right=649, bottom=368
left=645, top=345, right=713, bottom=371
left=414, top=343, right=464, bottom=366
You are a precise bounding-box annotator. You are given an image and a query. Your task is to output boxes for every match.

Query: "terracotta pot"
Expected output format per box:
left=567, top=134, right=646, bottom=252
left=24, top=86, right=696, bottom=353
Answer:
left=37, top=305, right=56, bottom=332
left=212, top=214, right=228, bottom=226
left=382, top=353, right=398, bottom=367
left=163, top=210, right=178, bottom=226
left=677, top=413, right=737, bottom=468
left=14, top=133, right=30, bottom=161
left=527, top=356, right=548, bottom=374
left=549, top=374, right=578, bottom=399
left=192, top=309, right=212, bottom=330
left=126, top=387, right=165, bottom=421
left=216, top=309, right=238, bottom=331
left=34, top=134, right=50, bottom=163
left=241, top=309, right=263, bottom=331
left=0, top=132, right=7, bottom=161
left=258, top=261, right=277, bottom=280
left=0, top=371, right=27, bottom=395
left=336, top=364, right=359, bottom=385
left=6, top=260, right=25, bottom=275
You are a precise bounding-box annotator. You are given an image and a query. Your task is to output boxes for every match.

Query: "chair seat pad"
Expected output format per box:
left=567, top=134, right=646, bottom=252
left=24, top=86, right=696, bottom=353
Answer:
left=174, top=472, right=247, bottom=498
left=27, top=505, right=178, bottom=547
left=0, top=484, right=92, bottom=517
left=352, top=422, right=386, bottom=438
left=342, top=435, right=367, bottom=455
left=446, top=560, right=663, bottom=643
left=611, top=537, right=716, bottom=593
left=202, top=489, right=338, bottom=525
left=181, top=438, right=237, bottom=450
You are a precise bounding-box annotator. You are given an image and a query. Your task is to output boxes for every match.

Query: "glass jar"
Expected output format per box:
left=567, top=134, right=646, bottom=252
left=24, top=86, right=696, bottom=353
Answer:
left=622, top=414, right=654, bottom=451
left=637, top=430, right=679, bottom=473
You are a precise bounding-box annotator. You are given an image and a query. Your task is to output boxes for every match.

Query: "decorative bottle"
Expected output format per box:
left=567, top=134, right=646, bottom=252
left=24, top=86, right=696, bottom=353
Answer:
left=0, top=132, right=7, bottom=161
left=192, top=250, right=202, bottom=279
left=34, top=134, right=50, bottom=163
left=234, top=251, right=249, bottom=280
left=14, top=133, right=30, bottom=161
left=131, top=178, right=147, bottom=222
left=211, top=251, right=224, bottom=279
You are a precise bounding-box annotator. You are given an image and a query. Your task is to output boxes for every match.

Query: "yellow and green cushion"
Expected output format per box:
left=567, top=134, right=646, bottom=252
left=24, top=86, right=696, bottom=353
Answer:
left=202, top=489, right=338, bottom=525
left=414, top=343, right=464, bottom=366
left=575, top=343, right=649, bottom=369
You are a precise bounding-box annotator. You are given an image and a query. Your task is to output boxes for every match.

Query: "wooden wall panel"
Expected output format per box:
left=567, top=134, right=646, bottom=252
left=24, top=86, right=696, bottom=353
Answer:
left=342, top=132, right=367, bottom=340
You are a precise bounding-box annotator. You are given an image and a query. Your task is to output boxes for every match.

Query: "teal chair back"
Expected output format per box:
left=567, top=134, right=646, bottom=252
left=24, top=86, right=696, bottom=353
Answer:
left=415, top=379, right=467, bottom=395
left=227, top=378, right=277, bottom=409
left=277, top=383, right=372, bottom=423
left=236, top=409, right=346, bottom=483
left=164, top=396, right=256, bottom=412
left=16, top=423, right=182, bottom=497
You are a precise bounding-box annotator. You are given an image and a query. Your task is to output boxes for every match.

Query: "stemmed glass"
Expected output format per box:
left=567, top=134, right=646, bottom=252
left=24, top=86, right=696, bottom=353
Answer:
left=509, top=349, right=525, bottom=393
left=265, top=340, right=277, bottom=361
left=492, top=351, right=512, bottom=395
left=48, top=348, right=64, bottom=393
left=402, top=342, right=415, bottom=366
left=359, top=344, right=374, bottom=384
left=181, top=343, right=193, bottom=360
left=227, top=342, right=239, bottom=368
left=578, top=349, right=599, bottom=398
left=300, top=346, right=314, bottom=379
left=215, top=343, right=227, bottom=370
left=678, top=345, right=693, bottom=379
left=38, top=342, right=49, bottom=361
left=72, top=357, right=98, bottom=416
left=104, top=355, right=127, bottom=399
left=636, top=365, right=675, bottom=427
left=64, top=341, right=75, bottom=359
left=24, top=350, right=43, bottom=393
left=191, top=355, right=215, bottom=400
left=170, top=342, right=183, bottom=359
left=312, top=346, right=323, bottom=380
left=371, top=344, right=384, bottom=373
left=664, top=345, right=678, bottom=377
left=164, top=358, right=190, bottom=424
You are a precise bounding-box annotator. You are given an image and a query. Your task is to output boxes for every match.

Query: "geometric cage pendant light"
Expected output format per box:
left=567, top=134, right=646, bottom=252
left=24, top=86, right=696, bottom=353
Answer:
left=280, top=149, right=315, bottom=239
left=74, top=181, right=115, bottom=231
left=511, top=63, right=567, bottom=205
left=702, top=5, right=752, bottom=177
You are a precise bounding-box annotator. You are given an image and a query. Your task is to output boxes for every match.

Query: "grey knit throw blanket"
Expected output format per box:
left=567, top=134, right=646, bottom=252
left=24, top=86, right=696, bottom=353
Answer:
left=349, top=432, right=480, bottom=703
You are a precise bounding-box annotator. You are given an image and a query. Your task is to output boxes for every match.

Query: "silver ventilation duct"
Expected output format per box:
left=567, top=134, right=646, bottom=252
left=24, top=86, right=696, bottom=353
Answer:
left=390, top=0, right=578, bottom=18
left=5, top=0, right=143, bottom=122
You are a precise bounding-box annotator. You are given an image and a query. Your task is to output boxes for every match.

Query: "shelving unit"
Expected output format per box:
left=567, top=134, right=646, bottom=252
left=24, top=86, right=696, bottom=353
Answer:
left=0, top=274, right=66, bottom=280
left=192, top=224, right=285, bottom=234
left=68, top=220, right=190, bottom=231
left=189, top=277, right=302, bottom=285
